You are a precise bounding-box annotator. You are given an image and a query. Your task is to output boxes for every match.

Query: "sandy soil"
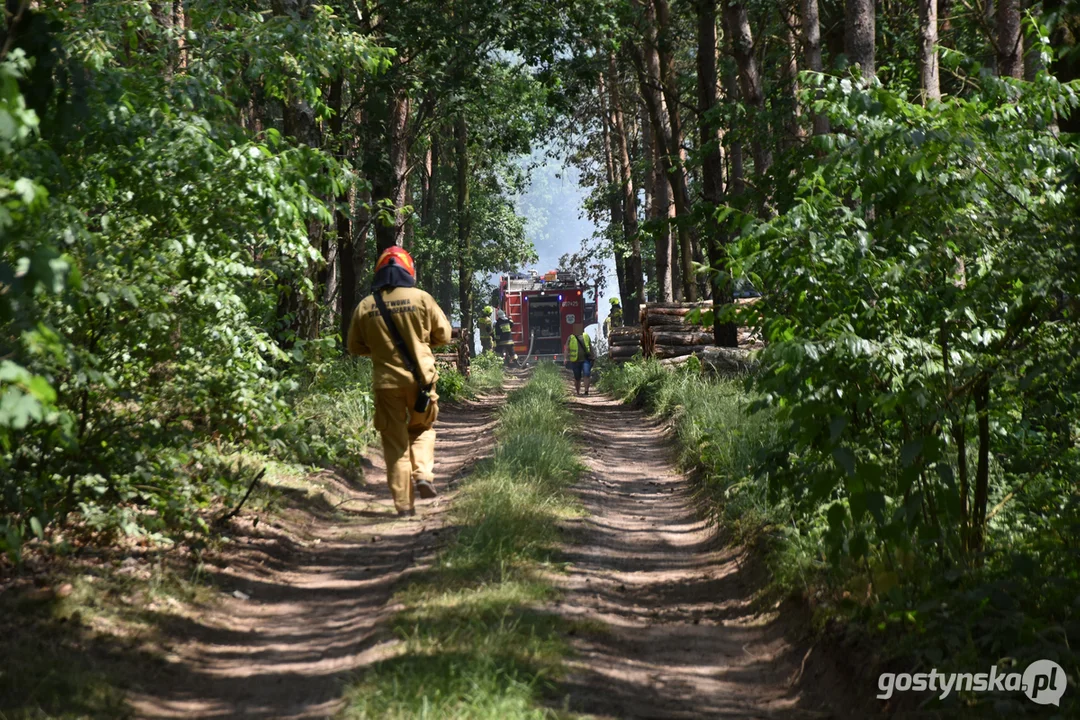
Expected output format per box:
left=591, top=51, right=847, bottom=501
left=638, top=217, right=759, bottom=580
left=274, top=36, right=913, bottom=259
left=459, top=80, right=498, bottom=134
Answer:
left=126, top=391, right=503, bottom=720
left=554, top=388, right=848, bottom=719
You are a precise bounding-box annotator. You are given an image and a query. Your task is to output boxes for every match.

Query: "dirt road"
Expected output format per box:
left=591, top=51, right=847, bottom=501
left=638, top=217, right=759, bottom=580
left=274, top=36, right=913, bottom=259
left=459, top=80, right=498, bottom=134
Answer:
left=555, top=389, right=842, bottom=719
left=128, top=392, right=502, bottom=719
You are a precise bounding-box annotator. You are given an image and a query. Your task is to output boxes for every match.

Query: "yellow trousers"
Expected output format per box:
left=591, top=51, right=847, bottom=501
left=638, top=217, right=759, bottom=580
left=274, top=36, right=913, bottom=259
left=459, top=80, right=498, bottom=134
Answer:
left=373, top=385, right=439, bottom=512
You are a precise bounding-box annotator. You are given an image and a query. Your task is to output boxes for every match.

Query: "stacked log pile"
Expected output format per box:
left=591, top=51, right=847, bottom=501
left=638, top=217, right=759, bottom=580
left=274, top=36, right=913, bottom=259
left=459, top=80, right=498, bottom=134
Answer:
left=640, top=303, right=713, bottom=360
left=435, top=327, right=463, bottom=370
left=640, top=298, right=764, bottom=362
left=607, top=326, right=643, bottom=362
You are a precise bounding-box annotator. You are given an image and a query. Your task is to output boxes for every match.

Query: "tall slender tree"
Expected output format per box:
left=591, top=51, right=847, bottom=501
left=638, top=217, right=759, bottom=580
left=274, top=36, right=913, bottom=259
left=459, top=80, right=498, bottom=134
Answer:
left=996, top=0, right=1024, bottom=78
left=845, top=0, right=876, bottom=77
left=801, top=0, right=830, bottom=135
left=920, top=0, right=941, bottom=102
left=695, top=0, right=738, bottom=347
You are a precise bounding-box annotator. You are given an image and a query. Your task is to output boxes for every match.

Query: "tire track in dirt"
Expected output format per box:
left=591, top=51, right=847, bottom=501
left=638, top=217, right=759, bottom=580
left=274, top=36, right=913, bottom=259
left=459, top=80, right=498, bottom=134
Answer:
left=555, top=388, right=838, bottom=719
left=127, top=387, right=507, bottom=719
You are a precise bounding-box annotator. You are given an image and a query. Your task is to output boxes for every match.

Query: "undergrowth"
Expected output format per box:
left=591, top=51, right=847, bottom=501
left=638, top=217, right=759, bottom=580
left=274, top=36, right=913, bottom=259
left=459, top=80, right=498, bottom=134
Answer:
left=343, top=363, right=582, bottom=719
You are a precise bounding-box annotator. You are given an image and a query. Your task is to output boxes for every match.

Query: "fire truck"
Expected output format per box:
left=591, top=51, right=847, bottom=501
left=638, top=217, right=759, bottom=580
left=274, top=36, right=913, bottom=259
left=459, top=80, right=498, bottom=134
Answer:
left=497, top=270, right=598, bottom=362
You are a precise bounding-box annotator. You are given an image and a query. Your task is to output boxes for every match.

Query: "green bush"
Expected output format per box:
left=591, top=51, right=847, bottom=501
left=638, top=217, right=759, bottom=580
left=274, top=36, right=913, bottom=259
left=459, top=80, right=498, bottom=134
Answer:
left=467, top=351, right=506, bottom=394
left=437, top=366, right=468, bottom=402
left=276, top=358, right=376, bottom=476
left=0, top=2, right=387, bottom=558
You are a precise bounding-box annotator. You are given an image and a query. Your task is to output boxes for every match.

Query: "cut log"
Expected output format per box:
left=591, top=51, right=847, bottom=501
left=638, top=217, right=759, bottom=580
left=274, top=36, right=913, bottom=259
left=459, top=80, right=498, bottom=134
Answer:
left=642, top=302, right=712, bottom=310
left=698, top=346, right=757, bottom=374
left=643, top=314, right=694, bottom=327
left=608, top=327, right=642, bottom=340
left=659, top=355, right=696, bottom=368
left=649, top=330, right=714, bottom=346
left=610, top=336, right=643, bottom=346
left=609, top=346, right=642, bottom=359
left=653, top=344, right=712, bottom=359
left=643, top=307, right=697, bottom=317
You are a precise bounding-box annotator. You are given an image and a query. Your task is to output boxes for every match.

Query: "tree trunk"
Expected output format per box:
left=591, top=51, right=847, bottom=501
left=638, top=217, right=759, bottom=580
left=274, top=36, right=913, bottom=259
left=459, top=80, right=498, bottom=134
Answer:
left=649, top=108, right=675, bottom=303
left=970, top=375, right=991, bottom=554
left=845, top=0, right=876, bottom=78
left=373, top=89, right=411, bottom=251
left=724, top=0, right=772, bottom=175
left=455, top=114, right=472, bottom=369
left=696, top=0, right=737, bottom=347
left=721, top=11, right=747, bottom=197
left=653, top=0, right=699, bottom=301
left=801, top=0, right=830, bottom=135
left=782, top=6, right=807, bottom=151
left=629, top=36, right=675, bottom=303
left=920, top=0, right=941, bottom=102
left=599, top=73, right=633, bottom=319
left=607, top=54, right=646, bottom=318
left=996, top=0, right=1023, bottom=78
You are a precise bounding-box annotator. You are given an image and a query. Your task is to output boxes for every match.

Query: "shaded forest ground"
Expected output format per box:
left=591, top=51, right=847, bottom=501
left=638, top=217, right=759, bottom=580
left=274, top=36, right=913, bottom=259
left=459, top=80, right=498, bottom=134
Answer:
left=0, top=388, right=504, bottom=719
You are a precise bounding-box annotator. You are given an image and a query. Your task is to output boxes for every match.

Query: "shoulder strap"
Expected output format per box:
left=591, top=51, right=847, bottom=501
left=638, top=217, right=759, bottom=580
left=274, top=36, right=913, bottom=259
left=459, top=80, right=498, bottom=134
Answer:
left=372, top=291, right=428, bottom=388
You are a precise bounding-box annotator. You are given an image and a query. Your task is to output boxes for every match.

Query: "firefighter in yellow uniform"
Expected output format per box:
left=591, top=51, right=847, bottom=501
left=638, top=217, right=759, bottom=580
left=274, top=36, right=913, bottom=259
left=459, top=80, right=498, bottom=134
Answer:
left=565, top=327, right=594, bottom=396
left=603, top=297, right=623, bottom=341
left=495, top=310, right=516, bottom=366
left=347, top=247, right=452, bottom=517
left=477, top=306, right=494, bottom=353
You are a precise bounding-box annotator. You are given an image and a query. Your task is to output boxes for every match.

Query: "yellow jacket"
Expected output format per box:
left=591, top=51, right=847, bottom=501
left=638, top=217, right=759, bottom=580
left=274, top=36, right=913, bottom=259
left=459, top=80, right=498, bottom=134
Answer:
left=347, top=287, right=452, bottom=390
left=566, top=333, right=593, bottom=362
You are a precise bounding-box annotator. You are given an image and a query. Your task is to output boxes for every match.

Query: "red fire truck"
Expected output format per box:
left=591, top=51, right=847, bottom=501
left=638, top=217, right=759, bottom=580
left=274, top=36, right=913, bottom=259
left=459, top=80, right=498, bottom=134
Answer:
left=498, top=270, right=598, bottom=362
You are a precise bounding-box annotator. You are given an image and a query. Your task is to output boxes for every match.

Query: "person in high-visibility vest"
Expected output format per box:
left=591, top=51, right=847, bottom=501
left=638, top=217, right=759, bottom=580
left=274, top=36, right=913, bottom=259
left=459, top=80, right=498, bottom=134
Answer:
left=477, top=306, right=494, bottom=353
left=603, top=297, right=623, bottom=341
left=565, top=327, right=595, bottom=396
left=495, top=310, right=515, bottom=365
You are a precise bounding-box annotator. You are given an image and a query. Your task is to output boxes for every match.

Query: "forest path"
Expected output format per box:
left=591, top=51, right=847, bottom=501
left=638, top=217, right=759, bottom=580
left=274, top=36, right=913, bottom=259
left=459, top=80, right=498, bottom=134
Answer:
left=127, top=387, right=505, bottom=720
left=554, top=386, right=837, bottom=719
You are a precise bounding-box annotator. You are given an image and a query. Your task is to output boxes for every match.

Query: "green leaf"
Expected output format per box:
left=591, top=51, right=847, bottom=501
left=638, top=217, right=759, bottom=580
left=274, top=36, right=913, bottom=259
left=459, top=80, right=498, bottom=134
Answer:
left=833, top=446, right=856, bottom=476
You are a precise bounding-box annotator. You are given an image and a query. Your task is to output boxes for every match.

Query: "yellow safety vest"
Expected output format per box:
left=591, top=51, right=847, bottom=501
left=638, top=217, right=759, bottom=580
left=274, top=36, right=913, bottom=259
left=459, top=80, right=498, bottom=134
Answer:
left=567, top=334, right=592, bottom=362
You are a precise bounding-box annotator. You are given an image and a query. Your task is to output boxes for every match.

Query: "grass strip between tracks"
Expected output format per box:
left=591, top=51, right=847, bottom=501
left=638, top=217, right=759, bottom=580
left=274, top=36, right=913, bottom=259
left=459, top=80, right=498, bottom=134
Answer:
left=343, top=363, right=584, bottom=719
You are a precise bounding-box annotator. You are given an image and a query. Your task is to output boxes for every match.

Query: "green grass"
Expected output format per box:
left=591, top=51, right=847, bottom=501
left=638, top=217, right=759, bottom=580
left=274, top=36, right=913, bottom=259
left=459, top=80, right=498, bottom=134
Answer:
left=342, top=363, right=582, bottom=719
left=465, top=351, right=506, bottom=396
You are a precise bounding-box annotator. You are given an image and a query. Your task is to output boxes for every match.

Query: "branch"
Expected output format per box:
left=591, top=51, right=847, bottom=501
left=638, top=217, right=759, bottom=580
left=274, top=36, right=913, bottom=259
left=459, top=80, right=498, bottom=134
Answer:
left=215, top=468, right=266, bottom=525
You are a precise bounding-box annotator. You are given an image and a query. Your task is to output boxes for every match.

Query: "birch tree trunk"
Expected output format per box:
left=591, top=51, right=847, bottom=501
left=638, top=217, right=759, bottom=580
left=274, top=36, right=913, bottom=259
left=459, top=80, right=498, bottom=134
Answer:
left=455, top=114, right=472, bottom=369
left=920, top=0, right=941, bottom=102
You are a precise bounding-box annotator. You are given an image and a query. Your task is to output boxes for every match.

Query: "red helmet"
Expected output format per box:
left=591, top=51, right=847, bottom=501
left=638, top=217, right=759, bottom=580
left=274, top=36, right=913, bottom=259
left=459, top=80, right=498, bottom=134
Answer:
left=375, top=246, right=416, bottom=279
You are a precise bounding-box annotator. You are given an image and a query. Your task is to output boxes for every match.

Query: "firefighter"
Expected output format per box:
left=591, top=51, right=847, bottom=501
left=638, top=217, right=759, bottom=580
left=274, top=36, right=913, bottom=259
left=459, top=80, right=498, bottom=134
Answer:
left=565, top=326, right=594, bottom=396
left=495, top=309, right=515, bottom=366
left=347, top=247, right=452, bottom=518
left=477, top=306, right=494, bottom=353
left=603, top=297, right=624, bottom=340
